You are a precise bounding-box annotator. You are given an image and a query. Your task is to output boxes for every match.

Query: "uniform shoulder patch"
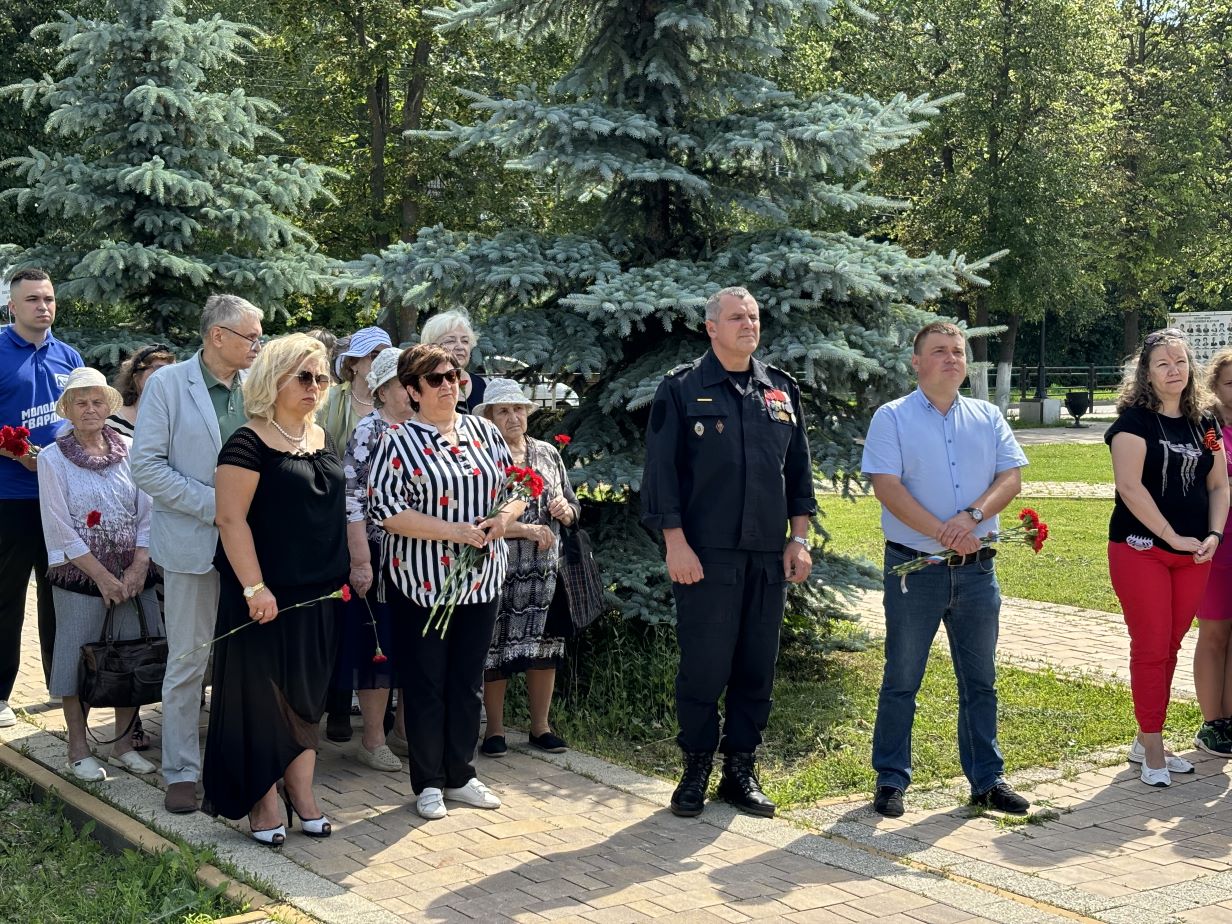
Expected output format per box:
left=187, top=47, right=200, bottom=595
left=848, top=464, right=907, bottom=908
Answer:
left=764, top=363, right=799, bottom=387
left=665, top=362, right=695, bottom=378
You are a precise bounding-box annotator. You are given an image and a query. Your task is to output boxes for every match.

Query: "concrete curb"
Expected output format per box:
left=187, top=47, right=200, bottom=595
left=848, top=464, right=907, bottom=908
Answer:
left=0, top=736, right=305, bottom=922
left=0, top=718, right=403, bottom=924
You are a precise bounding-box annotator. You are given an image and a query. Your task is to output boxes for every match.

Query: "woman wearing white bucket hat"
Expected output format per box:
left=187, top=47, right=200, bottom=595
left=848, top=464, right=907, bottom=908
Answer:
left=37, top=367, right=161, bottom=781
left=474, top=378, right=579, bottom=757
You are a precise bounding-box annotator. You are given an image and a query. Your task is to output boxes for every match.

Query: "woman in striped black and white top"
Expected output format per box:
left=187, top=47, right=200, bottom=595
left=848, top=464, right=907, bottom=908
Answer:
left=367, top=344, right=523, bottom=821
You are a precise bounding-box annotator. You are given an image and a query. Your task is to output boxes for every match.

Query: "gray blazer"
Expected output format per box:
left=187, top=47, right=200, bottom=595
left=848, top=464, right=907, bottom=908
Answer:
left=131, top=353, right=241, bottom=574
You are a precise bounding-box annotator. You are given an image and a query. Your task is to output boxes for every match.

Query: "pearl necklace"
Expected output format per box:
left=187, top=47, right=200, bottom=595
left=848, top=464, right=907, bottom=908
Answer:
left=271, top=418, right=308, bottom=450
left=350, top=388, right=374, bottom=408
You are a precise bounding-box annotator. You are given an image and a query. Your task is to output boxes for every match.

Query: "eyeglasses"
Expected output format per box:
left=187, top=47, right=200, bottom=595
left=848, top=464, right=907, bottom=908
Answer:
left=1143, top=328, right=1184, bottom=348
left=436, top=335, right=473, bottom=348
left=293, top=371, right=331, bottom=389
left=419, top=369, right=461, bottom=388
left=219, top=325, right=265, bottom=350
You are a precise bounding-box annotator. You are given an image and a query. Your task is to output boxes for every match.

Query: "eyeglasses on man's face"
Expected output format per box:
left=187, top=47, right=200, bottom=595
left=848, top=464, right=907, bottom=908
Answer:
left=420, top=369, right=461, bottom=388
left=219, top=325, right=265, bottom=350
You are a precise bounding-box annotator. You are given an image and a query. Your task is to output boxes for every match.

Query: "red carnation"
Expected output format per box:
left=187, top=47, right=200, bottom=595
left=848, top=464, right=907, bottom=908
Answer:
left=554, top=434, right=572, bottom=446
left=340, top=584, right=353, bottom=602
left=85, top=510, right=102, bottom=528
left=372, top=651, right=389, bottom=664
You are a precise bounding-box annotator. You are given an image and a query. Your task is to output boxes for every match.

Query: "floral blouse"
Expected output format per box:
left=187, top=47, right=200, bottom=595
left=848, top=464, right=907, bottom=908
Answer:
left=344, top=410, right=393, bottom=545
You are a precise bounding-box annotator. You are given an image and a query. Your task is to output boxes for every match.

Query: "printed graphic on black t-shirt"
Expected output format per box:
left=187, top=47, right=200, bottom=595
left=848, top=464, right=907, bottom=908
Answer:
left=1105, top=406, right=1218, bottom=553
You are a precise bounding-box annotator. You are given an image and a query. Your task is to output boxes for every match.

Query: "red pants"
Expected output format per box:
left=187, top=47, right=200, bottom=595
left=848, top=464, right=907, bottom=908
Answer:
left=1108, top=541, right=1211, bottom=732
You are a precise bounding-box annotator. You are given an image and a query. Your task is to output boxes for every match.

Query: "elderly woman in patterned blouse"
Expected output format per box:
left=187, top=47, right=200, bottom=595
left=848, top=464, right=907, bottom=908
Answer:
left=368, top=344, right=522, bottom=821
left=474, top=379, right=579, bottom=758
left=38, top=368, right=161, bottom=781
left=338, top=348, right=411, bottom=772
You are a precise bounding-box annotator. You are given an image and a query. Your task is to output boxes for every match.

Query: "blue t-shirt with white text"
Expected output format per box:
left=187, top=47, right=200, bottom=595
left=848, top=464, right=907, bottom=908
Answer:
left=0, top=326, right=84, bottom=499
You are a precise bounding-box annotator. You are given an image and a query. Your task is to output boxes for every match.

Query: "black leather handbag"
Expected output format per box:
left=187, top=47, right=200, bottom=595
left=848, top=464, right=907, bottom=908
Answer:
left=78, top=595, right=167, bottom=709
left=557, top=525, right=607, bottom=631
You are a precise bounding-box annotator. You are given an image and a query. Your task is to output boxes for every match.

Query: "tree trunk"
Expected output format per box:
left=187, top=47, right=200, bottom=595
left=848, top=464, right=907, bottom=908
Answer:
left=996, top=313, right=1021, bottom=417
left=1123, top=307, right=1141, bottom=357
left=367, top=72, right=390, bottom=251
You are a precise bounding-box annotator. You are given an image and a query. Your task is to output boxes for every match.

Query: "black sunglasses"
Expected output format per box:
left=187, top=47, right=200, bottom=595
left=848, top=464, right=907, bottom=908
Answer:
left=132, top=343, right=173, bottom=369
left=293, top=371, right=331, bottom=388
left=419, top=369, right=461, bottom=388
left=1143, top=328, right=1185, bottom=349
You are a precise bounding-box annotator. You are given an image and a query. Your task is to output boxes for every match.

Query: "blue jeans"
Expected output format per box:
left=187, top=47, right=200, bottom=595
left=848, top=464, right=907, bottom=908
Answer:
left=871, top=544, right=1005, bottom=794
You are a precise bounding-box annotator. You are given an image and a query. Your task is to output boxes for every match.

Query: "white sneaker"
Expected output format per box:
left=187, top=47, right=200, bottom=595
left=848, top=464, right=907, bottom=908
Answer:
left=443, top=778, right=501, bottom=809
left=1139, top=762, right=1171, bottom=787
left=1128, top=739, right=1194, bottom=774
left=416, top=787, right=447, bottom=820
left=0, top=701, right=15, bottom=727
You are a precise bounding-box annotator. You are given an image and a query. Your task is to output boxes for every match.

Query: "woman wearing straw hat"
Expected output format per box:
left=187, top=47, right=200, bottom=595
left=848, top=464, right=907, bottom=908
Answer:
left=337, top=347, right=412, bottom=771
left=474, top=378, right=579, bottom=757
left=36, top=367, right=161, bottom=781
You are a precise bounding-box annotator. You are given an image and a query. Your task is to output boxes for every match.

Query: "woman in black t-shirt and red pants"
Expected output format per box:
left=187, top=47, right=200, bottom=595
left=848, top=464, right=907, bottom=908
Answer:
left=1106, top=328, right=1229, bottom=788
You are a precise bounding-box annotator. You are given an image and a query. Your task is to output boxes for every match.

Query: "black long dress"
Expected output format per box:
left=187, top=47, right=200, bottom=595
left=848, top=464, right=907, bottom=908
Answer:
left=202, top=427, right=349, bottom=821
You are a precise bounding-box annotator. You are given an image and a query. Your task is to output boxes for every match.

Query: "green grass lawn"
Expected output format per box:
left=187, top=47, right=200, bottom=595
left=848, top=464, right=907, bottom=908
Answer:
left=0, top=768, right=235, bottom=923
left=1022, top=443, right=1113, bottom=483
left=567, top=641, right=1201, bottom=807
left=820, top=496, right=1120, bottom=613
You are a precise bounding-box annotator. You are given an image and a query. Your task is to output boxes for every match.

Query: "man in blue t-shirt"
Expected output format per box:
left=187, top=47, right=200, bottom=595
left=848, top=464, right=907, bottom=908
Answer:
left=0, top=269, right=83, bottom=728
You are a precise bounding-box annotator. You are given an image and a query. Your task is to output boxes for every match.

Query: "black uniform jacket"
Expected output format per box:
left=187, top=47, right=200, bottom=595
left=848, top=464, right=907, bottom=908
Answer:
left=640, top=350, right=817, bottom=552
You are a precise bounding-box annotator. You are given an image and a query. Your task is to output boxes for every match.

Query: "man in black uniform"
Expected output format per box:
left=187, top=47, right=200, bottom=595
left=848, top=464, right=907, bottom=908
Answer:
left=641, top=285, right=817, bottom=818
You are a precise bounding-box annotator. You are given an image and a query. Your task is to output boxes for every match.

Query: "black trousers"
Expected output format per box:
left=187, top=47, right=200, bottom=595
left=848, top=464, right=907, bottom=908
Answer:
left=389, top=584, right=499, bottom=793
left=673, top=547, right=787, bottom=755
left=0, top=499, right=55, bottom=699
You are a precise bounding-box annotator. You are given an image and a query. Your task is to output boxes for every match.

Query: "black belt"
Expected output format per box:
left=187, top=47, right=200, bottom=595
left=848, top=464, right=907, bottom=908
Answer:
left=887, top=541, right=996, bottom=567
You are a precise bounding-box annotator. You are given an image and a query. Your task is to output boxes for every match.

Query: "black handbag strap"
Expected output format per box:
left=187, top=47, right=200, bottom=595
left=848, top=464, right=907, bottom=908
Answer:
left=85, top=709, right=139, bottom=747
left=99, top=593, right=155, bottom=645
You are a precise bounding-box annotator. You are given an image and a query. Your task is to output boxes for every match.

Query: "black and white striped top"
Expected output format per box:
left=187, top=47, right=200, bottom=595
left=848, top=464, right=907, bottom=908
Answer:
left=367, top=414, right=514, bottom=606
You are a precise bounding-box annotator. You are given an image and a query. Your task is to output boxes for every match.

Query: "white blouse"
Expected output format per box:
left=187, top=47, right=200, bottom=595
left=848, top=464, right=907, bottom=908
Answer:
left=37, top=438, right=151, bottom=569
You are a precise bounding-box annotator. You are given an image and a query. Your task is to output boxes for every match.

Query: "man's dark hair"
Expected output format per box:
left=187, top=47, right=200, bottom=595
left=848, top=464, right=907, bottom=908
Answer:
left=8, top=268, right=51, bottom=288
left=912, top=321, right=964, bottom=354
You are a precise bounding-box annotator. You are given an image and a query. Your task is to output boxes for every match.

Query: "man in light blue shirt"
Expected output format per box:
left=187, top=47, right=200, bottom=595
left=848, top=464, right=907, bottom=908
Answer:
left=860, top=321, right=1028, bottom=819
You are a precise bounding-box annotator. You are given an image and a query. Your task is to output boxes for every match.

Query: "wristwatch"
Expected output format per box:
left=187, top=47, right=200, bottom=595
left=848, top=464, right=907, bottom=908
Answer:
left=242, top=581, right=266, bottom=599
left=963, top=507, right=985, bottom=523
left=789, top=536, right=810, bottom=549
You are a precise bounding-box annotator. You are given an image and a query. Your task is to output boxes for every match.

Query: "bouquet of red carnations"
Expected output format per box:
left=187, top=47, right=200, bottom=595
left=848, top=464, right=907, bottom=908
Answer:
left=422, top=464, right=544, bottom=638
left=0, top=425, right=40, bottom=460
left=892, top=508, right=1050, bottom=584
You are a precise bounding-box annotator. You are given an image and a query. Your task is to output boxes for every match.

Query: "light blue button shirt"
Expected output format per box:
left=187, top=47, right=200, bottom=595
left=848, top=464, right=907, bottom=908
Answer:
left=861, top=389, right=1028, bottom=553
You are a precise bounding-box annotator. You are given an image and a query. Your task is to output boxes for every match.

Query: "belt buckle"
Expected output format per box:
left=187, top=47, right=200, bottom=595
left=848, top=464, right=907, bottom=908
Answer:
left=949, top=551, right=972, bottom=568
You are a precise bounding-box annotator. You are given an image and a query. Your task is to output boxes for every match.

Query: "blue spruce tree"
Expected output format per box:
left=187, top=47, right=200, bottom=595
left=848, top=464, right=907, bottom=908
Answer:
left=1, top=0, right=338, bottom=343
left=340, top=0, right=1000, bottom=634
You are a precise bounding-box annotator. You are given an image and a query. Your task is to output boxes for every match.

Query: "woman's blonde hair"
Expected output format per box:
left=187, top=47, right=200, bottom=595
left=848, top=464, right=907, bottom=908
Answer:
left=242, top=333, right=329, bottom=422
left=1116, top=329, right=1210, bottom=425
left=1207, top=347, right=1232, bottom=425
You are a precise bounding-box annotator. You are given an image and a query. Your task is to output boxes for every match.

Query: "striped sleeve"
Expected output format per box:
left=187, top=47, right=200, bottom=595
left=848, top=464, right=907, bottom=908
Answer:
left=367, top=426, right=418, bottom=524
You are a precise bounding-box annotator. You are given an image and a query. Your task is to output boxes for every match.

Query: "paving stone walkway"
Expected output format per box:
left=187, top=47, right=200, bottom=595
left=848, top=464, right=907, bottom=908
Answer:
left=4, top=527, right=1227, bottom=924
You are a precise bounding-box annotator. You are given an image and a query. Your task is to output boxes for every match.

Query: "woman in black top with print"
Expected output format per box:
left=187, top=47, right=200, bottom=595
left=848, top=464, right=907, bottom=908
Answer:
left=1106, top=328, right=1229, bottom=788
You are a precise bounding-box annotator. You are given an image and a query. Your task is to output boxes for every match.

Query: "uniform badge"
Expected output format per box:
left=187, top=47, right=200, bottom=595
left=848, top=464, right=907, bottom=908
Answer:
left=715, top=421, right=724, bottom=434
left=694, top=421, right=705, bottom=437
left=764, top=387, right=795, bottom=424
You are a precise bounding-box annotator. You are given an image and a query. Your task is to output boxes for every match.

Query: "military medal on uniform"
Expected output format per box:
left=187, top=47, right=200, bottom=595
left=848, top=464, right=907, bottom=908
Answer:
left=764, top=387, right=795, bottom=423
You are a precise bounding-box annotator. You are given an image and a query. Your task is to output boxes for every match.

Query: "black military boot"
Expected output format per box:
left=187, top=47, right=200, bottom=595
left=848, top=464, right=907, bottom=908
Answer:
left=670, top=751, right=714, bottom=817
left=717, top=752, right=776, bottom=817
